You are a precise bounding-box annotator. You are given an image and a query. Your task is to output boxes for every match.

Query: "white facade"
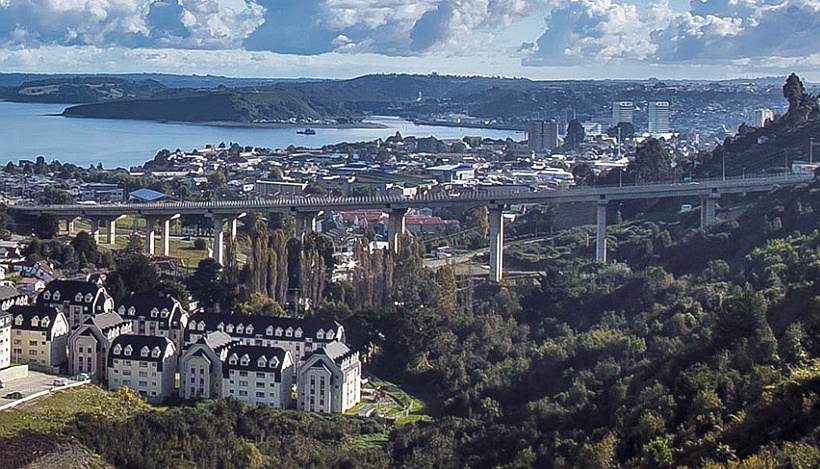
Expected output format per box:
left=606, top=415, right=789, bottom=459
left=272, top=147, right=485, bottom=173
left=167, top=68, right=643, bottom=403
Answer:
left=0, top=312, right=10, bottom=370
left=752, top=108, right=774, bottom=128
left=108, top=336, right=177, bottom=403
left=223, top=346, right=294, bottom=409
left=297, top=342, right=361, bottom=414
left=648, top=101, right=671, bottom=134
left=67, top=312, right=132, bottom=382
left=9, top=306, right=69, bottom=371
left=611, top=101, right=634, bottom=126
left=179, top=331, right=234, bottom=400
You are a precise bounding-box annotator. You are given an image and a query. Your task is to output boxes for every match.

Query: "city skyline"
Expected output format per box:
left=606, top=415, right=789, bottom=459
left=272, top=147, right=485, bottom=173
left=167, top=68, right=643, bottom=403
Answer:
left=0, top=0, right=817, bottom=81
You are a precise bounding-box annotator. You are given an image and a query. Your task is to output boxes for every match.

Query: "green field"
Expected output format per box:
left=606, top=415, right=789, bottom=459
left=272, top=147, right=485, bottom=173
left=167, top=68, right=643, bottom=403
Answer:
left=0, top=385, right=148, bottom=438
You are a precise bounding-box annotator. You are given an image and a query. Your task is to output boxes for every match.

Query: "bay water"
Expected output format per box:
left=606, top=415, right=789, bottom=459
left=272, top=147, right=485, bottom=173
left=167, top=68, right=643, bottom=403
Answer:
left=0, top=101, right=524, bottom=169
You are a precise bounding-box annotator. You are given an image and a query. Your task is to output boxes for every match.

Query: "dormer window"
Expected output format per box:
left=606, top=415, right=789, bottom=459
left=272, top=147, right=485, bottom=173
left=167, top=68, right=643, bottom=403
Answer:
left=228, top=353, right=238, bottom=365
left=294, top=328, right=302, bottom=338
left=197, top=322, right=205, bottom=331
left=31, top=316, right=39, bottom=327
left=140, top=346, right=149, bottom=357
left=75, top=293, right=83, bottom=302
left=257, top=356, right=267, bottom=367
left=217, top=322, right=225, bottom=331
left=265, top=326, right=273, bottom=336
left=124, top=345, right=133, bottom=356
left=236, top=324, right=244, bottom=334
left=285, top=327, right=293, bottom=337
left=84, top=293, right=94, bottom=303
left=118, top=305, right=126, bottom=314
left=188, top=321, right=197, bottom=330
left=161, top=309, right=169, bottom=318
left=316, top=329, right=325, bottom=340
left=14, top=315, right=22, bottom=326
left=150, top=308, right=158, bottom=318
left=275, top=327, right=283, bottom=336
left=128, top=306, right=136, bottom=316
left=225, top=324, right=234, bottom=333
left=246, top=325, right=253, bottom=335
left=41, top=317, right=50, bottom=328
left=240, top=354, right=250, bottom=366
left=42, top=291, right=51, bottom=301
left=113, top=344, right=122, bottom=355
left=52, top=291, right=60, bottom=301
left=270, top=357, right=280, bottom=368
left=151, top=347, right=161, bottom=358
left=326, top=330, right=334, bottom=340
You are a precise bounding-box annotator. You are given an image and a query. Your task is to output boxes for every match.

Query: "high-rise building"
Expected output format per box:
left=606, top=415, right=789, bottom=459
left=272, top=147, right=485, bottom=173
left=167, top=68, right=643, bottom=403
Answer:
left=648, top=101, right=671, bottom=134
left=611, top=101, right=634, bottom=127
left=751, top=108, right=774, bottom=128
left=562, top=107, right=576, bottom=134
left=528, top=119, right=559, bottom=152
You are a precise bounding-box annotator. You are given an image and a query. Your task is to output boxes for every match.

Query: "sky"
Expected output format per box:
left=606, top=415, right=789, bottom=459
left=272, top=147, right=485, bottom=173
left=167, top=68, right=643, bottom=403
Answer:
left=0, top=0, right=818, bottom=81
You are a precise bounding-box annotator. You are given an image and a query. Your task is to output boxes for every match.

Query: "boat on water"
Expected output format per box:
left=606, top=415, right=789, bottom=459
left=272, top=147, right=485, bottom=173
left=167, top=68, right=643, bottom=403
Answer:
left=296, top=128, right=317, bottom=135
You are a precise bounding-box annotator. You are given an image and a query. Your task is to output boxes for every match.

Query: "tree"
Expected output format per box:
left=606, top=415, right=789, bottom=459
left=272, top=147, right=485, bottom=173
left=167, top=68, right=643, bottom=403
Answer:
left=193, top=238, right=207, bottom=250
left=106, top=254, right=161, bottom=303
left=33, top=214, right=59, bottom=239
left=629, top=138, right=674, bottom=182
left=71, top=231, right=100, bottom=266
left=606, top=121, right=635, bottom=139
left=188, top=258, right=228, bottom=311
left=565, top=119, right=586, bottom=149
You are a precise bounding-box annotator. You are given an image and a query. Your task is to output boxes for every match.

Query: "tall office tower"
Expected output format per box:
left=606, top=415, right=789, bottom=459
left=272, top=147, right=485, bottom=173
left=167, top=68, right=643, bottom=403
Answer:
left=562, top=107, right=576, bottom=134
left=648, top=101, right=671, bottom=134
left=611, top=101, right=634, bottom=127
left=528, top=119, right=559, bottom=152
left=751, top=108, right=774, bottom=127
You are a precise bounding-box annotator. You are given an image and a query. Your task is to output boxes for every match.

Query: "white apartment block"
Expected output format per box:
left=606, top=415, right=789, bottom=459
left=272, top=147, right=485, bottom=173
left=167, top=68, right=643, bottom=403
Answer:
left=297, top=342, right=361, bottom=414
left=179, top=331, right=236, bottom=400
left=38, top=279, right=115, bottom=329
left=611, top=101, right=634, bottom=126
left=68, top=312, right=132, bottom=382
left=107, top=335, right=177, bottom=403
left=648, top=101, right=671, bottom=134
left=0, top=311, right=10, bottom=370
left=117, top=293, right=189, bottom=352
left=223, top=345, right=294, bottom=409
left=752, top=108, right=774, bottom=128
left=9, top=305, right=69, bottom=372
left=186, top=314, right=345, bottom=366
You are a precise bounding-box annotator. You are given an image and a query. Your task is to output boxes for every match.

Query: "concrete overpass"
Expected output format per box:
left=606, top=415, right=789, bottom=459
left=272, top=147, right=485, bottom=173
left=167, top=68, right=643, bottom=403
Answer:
left=14, top=173, right=812, bottom=281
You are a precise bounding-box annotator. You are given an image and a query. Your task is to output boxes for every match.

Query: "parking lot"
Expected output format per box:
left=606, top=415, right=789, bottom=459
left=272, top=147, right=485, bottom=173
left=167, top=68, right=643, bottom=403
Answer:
left=0, top=370, right=71, bottom=401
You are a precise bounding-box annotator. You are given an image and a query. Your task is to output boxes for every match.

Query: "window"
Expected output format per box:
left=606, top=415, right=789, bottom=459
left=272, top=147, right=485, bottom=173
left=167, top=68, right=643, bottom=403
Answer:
left=239, top=380, right=248, bottom=387
left=265, top=326, right=273, bottom=336
left=139, top=371, right=148, bottom=377
left=139, top=362, right=148, bottom=368
left=246, top=325, right=254, bottom=335
left=140, top=347, right=149, bottom=357
left=239, top=390, right=248, bottom=396
left=28, top=350, right=37, bottom=355
left=256, top=382, right=266, bottom=388
left=228, top=354, right=237, bottom=365
left=41, top=317, right=50, bottom=328
left=255, top=391, right=265, bottom=398
left=113, top=344, right=122, bottom=355
left=138, top=381, right=148, bottom=387
left=236, top=324, right=244, bottom=334
left=28, top=340, right=37, bottom=346
left=239, top=371, right=248, bottom=377
left=256, top=372, right=265, bottom=378
left=122, top=379, right=130, bottom=385
left=123, top=370, right=131, bottom=376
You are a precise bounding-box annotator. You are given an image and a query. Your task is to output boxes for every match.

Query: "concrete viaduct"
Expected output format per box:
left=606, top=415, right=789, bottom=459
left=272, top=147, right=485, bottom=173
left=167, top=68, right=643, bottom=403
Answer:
left=14, top=174, right=812, bottom=282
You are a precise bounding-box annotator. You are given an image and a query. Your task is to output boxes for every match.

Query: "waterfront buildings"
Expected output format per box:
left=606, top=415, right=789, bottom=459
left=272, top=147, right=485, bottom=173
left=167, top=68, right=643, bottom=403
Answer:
left=528, top=119, right=559, bottom=152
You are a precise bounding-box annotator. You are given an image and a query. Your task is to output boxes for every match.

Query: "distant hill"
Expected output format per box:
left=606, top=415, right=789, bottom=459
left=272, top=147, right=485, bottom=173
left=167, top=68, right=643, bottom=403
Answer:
left=61, top=87, right=344, bottom=123
left=0, top=76, right=167, bottom=104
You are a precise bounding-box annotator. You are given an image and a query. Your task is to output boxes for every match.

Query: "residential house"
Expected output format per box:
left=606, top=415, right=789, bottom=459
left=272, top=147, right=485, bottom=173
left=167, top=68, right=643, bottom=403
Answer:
left=222, top=345, right=294, bottom=409
left=117, top=293, right=189, bottom=351
left=107, top=335, right=176, bottom=403
left=0, top=285, right=28, bottom=311
left=17, top=278, right=46, bottom=295
left=38, top=279, right=115, bottom=329
left=185, top=313, right=345, bottom=366
left=67, top=312, right=132, bottom=382
left=8, top=305, right=69, bottom=372
left=13, top=260, right=59, bottom=283
left=178, top=331, right=236, bottom=400
left=297, top=342, right=362, bottom=414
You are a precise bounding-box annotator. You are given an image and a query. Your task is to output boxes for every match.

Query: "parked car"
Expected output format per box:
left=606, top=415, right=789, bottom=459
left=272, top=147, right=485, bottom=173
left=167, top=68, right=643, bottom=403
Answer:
left=0, top=380, right=4, bottom=389
left=73, top=373, right=90, bottom=381
left=53, top=379, right=69, bottom=386
left=3, top=391, right=23, bottom=399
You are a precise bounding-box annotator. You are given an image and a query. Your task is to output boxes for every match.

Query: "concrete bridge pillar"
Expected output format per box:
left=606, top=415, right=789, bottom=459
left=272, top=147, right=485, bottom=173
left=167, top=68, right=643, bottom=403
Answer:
left=144, top=217, right=157, bottom=255
left=596, top=199, right=608, bottom=263
left=700, top=192, right=720, bottom=228
left=387, top=208, right=409, bottom=254
left=295, top=211, right=321, bottom=238
left=90, top=218, right=101, bottom=244
left=160, top=214, right=181, bottom=257
left=212, top=217, right=225, bottom=266
left=488, top=205, right=505, bottom=283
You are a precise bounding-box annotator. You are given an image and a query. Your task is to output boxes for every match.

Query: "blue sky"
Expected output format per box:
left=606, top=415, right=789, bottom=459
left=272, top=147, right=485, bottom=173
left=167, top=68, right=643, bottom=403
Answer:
left=0, top=0, right=818, bottom=81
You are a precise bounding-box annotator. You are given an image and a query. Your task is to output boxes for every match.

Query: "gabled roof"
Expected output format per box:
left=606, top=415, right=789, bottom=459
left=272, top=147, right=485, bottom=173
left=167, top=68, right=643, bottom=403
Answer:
left=222, top=344, right=290, bottom=378
left=8, top=305, right=63, bottom=333
left=84, top=311, right=128, bottom=333
left=108, top=335, right=174, bottom=370
left=38, top=280, right=105, bottom=304
left=188, top=313, right=344, bottom=344
left=118, top=293, right=184, bottom=327
left=0, top=284, right=23, bottom=301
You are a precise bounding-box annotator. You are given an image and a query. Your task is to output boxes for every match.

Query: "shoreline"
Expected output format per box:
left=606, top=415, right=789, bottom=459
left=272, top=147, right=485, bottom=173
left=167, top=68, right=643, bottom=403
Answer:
left=175, top=120, right=389, bottom=130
